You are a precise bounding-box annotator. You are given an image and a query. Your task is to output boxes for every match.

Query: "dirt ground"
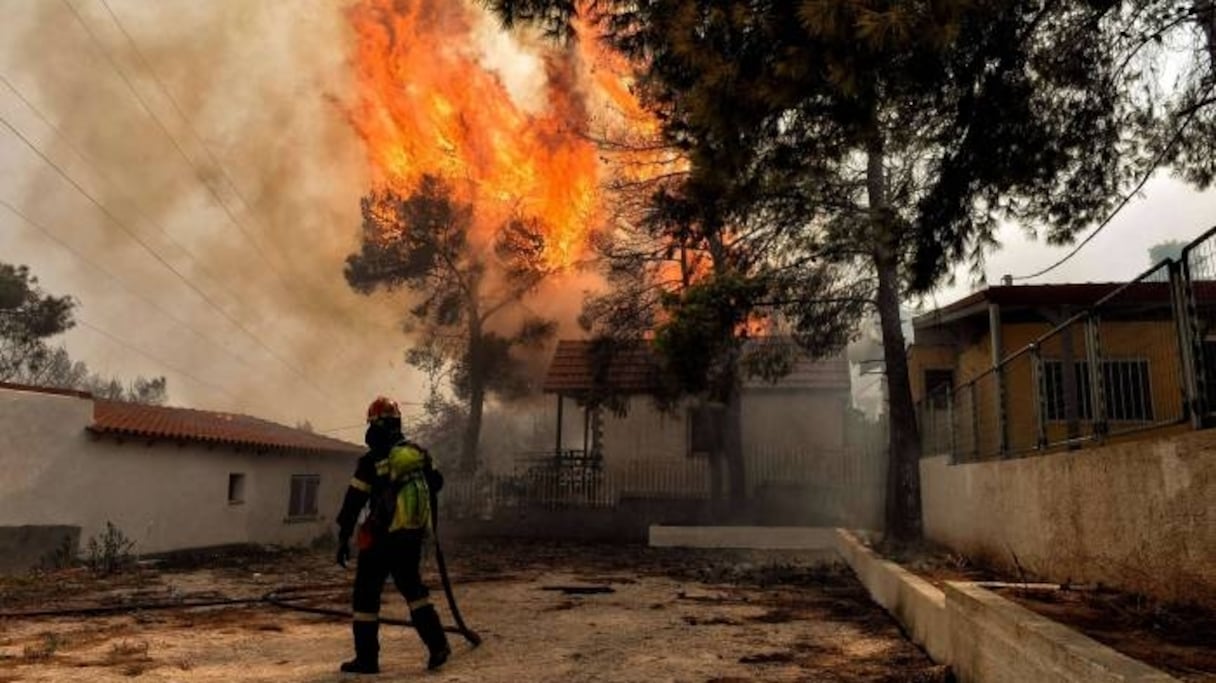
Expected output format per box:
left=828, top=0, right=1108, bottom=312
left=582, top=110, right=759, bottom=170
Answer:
left=863, top=537, right=1216, bottom=682
left=993, top=587, right=1216, bottom=682
left=0, top=540, right=948, bottom=683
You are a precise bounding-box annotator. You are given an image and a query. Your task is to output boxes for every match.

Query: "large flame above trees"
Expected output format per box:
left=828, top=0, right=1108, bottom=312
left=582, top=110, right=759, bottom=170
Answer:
left=347, top=0, right=647, bottom=271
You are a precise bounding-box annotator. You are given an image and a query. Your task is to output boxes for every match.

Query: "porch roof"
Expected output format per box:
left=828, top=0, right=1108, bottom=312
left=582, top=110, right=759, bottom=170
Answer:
left=541, top=340, right=661, bottom=395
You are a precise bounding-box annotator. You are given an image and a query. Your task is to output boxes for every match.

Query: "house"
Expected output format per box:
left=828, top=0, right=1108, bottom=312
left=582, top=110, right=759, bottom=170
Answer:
left=908, top=281, right=1188, bottom=458
left=538, top=339, right=884, bottom=526
left=0, top=382, right=361, bottom=572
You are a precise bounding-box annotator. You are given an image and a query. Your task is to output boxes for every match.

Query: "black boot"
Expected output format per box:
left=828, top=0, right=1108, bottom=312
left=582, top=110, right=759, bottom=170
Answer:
left=340, top=620, right=380, bottom=674
left=411, top=605, right=451, bottom=670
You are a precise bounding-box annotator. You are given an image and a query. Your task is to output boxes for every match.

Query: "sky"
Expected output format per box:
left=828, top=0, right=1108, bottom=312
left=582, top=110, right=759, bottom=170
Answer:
left=2, top=0, right=1213, bottom=435
left=933, top=174, right=1216, bottom=306
left=0, top=0, right=406, bottom=440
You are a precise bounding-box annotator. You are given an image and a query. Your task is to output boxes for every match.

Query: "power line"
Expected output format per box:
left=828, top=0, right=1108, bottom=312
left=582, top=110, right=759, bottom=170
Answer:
left=1011, top=83, right=1216, bottom=282
left=84, top=0, right=394, bottom=344
left=60, top=0, right=398, bottom=404
left=95, top=0, right=285, bottom=271
left=0, top=76, right=294, bottom=375
left=75, top=318, right=241, bottom=403
left=0, top=75, right=358, bottom=413
left=60, top=0, right=273, bottom=267
left=0, top=110, right=336, bottom=408
left=319, top=403, right=427, bottom=434
left=0, top=197, right=263, bottom=377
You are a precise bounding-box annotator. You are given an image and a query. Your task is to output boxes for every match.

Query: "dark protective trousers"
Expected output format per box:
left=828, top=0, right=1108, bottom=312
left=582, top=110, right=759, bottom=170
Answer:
left=350, top=528, right=448, bottom=665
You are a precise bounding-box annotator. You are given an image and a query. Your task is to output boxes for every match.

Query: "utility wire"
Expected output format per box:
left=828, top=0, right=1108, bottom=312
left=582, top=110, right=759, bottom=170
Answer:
left=0, top=112, right=335, bottom=408
left=0, top=198, right=262, bottom=377
left=96, top=0, right=288, bottom=272
left=1011, top=83, right=1216, bottom=282
left=0, top=75, right=302, bottom=376
left=62, top=0, right=278, bottom=273
left=54, top=0, right=341, bottom=408
left=75, top=318, right=241, bottom=402
left=87, top=0, right=396, bottom=344
left=0, top=75, right=370, bottom=417
left=318, top=404, right=427, bottom=434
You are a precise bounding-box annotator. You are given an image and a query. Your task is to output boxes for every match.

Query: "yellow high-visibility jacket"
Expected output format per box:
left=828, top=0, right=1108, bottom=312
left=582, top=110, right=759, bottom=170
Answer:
left=375, top=442, right=432, bottom=532
left=338, top=441, right=437, bottom=540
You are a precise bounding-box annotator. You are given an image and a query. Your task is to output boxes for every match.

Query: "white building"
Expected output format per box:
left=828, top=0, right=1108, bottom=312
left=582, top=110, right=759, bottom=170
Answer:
left=0, top=382, right=361, bottom=572
left=538, top=340, right=885, bottom=526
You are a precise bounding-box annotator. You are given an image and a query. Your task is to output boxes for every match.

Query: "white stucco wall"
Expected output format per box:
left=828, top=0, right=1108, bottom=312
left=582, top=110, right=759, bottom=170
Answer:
left=741, top=389, right=847, bottom=455
left=0, top=387, right=356, bottom=556
left=599, top=396, right=689, bottom=467
left=600, top=390, right=848, bottom=465
left=593, top=387, right=883, bottom=526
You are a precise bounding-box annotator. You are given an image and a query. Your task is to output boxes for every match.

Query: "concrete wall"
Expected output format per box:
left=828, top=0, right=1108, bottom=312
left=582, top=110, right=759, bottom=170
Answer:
left=0, top=525, right=80, bottom=572
left=945, top=582, right=1177, bottom=683
left=921, top=429, right=1216, bottom=607
left=741, top=389, right=845, bottom=454
left=835, top=530, right=952, bottom=664
left=0, top=387, right=355, bottom=563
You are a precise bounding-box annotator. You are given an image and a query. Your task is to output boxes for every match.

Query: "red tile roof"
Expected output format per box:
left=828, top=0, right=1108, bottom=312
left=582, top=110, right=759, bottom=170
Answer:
left=542, top=339, right=851, bottom=394
left=89, top=400, right=361, bottom=456
left=542, top=340, right=661, bottom=395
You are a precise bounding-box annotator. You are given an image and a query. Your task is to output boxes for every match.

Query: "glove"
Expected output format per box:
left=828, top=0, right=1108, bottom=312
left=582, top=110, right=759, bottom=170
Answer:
left=336, top=537, right=351, bottom=568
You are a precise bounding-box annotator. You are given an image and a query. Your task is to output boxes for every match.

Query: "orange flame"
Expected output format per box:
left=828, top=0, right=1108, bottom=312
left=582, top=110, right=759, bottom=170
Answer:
left=346, top=0, right=647, bottom=271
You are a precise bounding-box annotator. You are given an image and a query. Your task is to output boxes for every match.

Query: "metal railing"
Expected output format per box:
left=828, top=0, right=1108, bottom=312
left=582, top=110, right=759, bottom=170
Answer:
left=438, top=445, right=878, bottom=520
left=918, top=227, right=1216, bottom=463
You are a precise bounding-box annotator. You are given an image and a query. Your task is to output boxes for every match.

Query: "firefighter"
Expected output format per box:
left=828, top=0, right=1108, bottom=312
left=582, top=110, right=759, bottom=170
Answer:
left=334, top=396, right=450, bottom=675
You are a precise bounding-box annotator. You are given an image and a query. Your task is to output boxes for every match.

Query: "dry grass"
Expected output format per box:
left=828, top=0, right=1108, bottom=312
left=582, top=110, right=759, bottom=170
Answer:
left=107, top=639, right=150, bottom=661
left=21, top=632, right=62, bottom=661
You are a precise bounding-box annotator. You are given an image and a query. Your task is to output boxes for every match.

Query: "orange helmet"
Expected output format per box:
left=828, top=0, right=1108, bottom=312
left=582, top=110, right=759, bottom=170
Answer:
left=366, top=396, right=401, bottom=424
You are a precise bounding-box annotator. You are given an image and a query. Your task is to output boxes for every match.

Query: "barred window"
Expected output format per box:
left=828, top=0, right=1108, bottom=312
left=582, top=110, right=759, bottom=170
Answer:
left=1040, top=360, right=1153, bottom=422
left=288, top=475, right=320, bottom=518
left=924, top=369, right=954, bottom=409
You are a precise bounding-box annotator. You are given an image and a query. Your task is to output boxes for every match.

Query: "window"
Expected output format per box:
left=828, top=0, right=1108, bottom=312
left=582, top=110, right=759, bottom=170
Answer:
left=924, top=369, right=954, bottom=409
left=288, top=475, right=320, bottom=518
left=227, top=473, right=245, bottom=505
left=1040, top=359, right=1153, bottom=422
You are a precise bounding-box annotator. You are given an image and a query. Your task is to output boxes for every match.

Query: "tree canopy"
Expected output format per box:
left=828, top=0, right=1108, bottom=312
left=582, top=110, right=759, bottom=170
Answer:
left=0, top=262, right=168, bottom=404
left=488, top=0, right=1216, bottom=539
left=345, top=175, right=557, bottom=472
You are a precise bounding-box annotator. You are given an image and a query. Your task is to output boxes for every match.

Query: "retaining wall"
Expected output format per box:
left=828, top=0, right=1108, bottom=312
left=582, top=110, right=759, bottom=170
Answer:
left=833, top=530, right=1179, bottom=683
left=921, top=429, right=1216, bottom=608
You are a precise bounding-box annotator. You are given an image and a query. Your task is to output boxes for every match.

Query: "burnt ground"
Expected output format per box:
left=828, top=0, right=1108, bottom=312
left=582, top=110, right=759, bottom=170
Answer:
left=993, top=587, right=1216, bottom=682
left=862, top=537, right=1216, bottom=682
left=0, top=540, right=949, bottom=682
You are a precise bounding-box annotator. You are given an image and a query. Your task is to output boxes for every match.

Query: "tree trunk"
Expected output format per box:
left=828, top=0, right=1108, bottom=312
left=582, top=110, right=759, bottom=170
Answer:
left=460, top=318, right=486, bottom=475
left=704, top=229, right=747, bottom=512
left=867, top=132, right=924, bottom=543
left=708, top=446, right=725, bottom=519
left=1197, top=0, right=1216, bottom=70
left=722, top=372, right=747, bottom=511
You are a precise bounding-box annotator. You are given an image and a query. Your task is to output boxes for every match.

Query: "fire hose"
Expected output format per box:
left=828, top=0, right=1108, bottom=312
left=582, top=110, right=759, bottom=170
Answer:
left=3, top=493, right=482, bottom=645
left=1, top=583, right=472, bottom=638
left=430, top=484, right=482, bottom=646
